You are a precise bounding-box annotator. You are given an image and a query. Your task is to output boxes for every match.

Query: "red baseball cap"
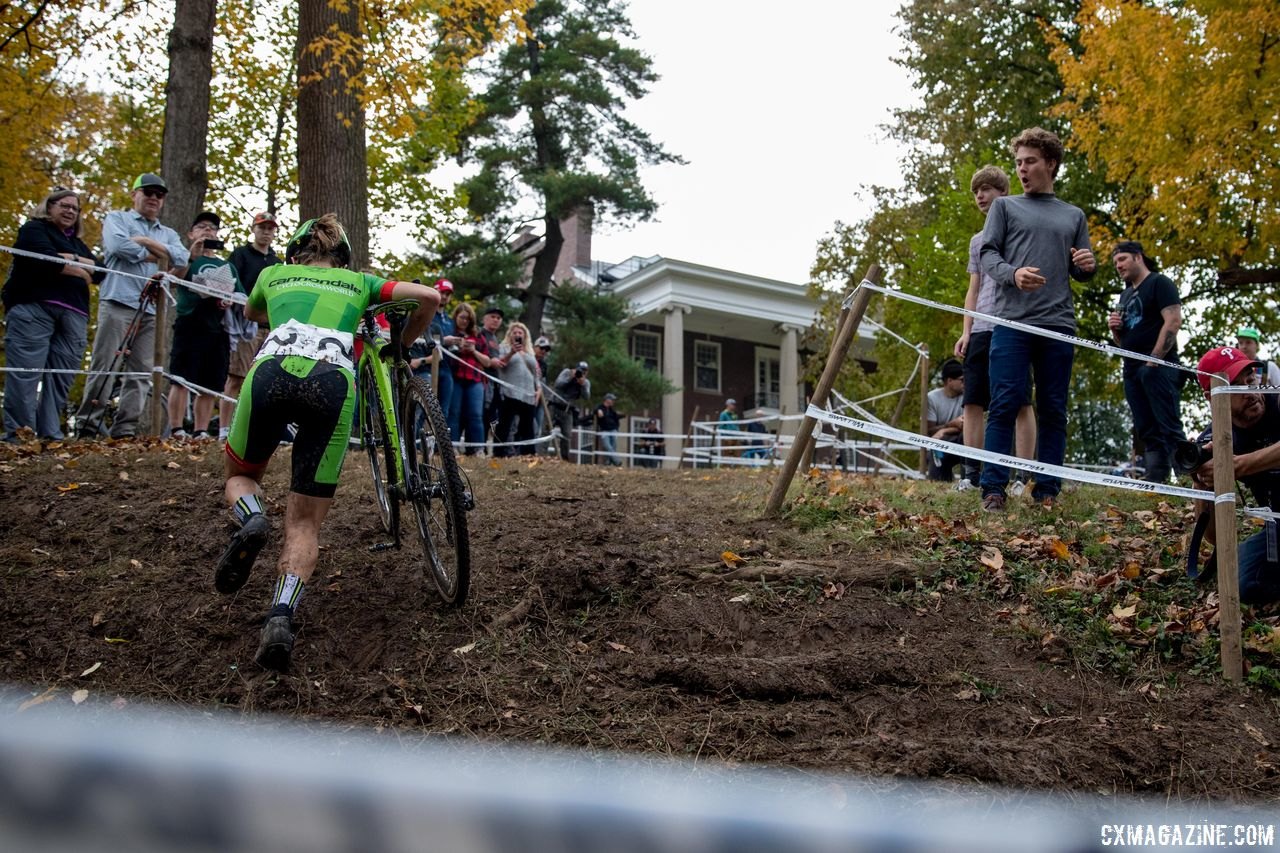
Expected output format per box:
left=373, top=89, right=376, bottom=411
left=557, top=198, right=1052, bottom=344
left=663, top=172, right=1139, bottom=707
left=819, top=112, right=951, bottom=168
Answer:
left=1197, top=346, right=1262, bottom=395
left=253, top=211, right=277, bottom=226
left=434, top=278, right=454, bottom=294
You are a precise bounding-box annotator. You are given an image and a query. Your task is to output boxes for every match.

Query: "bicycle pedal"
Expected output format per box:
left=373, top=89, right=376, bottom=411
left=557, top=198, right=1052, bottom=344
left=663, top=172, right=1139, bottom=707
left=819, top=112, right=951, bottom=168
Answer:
left=368, top=541, right=399, bottom=552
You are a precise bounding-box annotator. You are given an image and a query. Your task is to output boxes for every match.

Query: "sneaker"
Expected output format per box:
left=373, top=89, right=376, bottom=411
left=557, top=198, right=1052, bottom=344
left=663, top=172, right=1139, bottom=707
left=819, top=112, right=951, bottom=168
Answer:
left=981, top=493, right=1006, bottom=513
left=1009, top=480, right=1027, bottom=498
left=1036, top=495, right=1056, bottom=509
left=953, top=479, right=978, bottom=492
left=170, top=428, right=190, bottom=441
left=215, top=512, right=270, bottom=594
left=255, top=614, right=294, bottom=673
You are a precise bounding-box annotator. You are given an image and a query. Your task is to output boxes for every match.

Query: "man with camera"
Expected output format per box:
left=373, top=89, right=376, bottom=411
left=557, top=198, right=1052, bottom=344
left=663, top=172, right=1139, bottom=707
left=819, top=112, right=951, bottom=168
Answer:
left=166, top=211, right=242, bottom=440
left=1188, top=346, right=1280, bottom=605
left=551, top=360, right=591, bottom=461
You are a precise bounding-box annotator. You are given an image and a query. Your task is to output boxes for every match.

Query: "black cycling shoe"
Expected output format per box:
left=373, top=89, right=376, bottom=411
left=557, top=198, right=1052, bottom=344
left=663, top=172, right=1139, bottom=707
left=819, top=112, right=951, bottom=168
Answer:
left=255, top=614, right=294, bottom=673
left=215, top=513, right=269, bottom=594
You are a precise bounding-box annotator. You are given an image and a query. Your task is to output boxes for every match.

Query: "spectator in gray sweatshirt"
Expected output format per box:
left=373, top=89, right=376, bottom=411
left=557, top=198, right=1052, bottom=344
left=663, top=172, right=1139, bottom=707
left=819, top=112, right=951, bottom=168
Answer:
left=978, top=127, right=1096, bottom=512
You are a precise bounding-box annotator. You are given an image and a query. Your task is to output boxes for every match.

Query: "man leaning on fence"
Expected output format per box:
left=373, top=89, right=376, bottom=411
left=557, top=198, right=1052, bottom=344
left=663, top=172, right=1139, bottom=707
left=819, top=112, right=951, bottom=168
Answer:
left=75, top=173, right=189, bottom=439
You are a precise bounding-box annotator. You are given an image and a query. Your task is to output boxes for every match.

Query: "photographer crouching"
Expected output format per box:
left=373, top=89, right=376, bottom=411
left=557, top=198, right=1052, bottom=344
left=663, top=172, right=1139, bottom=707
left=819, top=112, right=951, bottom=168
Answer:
left=1187, top=346, right=1280, bottom=605
left=550, top=361, right=591, bottom=461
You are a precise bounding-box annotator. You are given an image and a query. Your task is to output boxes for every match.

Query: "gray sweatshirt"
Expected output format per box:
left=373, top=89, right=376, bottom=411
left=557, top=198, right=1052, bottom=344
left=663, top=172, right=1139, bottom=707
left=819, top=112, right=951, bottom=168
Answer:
left=980, top=192, right=1094, bottom=331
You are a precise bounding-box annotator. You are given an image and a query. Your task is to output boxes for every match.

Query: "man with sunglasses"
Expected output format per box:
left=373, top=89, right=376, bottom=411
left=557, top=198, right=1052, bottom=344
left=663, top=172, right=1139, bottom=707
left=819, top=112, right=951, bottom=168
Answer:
left=76, top=173, right=189, bottom=438
left=1189, top=347, right=1280, bottom=606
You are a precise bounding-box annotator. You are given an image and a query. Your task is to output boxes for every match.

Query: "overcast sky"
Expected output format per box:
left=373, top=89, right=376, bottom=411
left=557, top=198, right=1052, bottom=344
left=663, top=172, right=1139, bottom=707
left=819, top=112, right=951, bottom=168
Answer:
left=590, top=1, right=918, bottom=285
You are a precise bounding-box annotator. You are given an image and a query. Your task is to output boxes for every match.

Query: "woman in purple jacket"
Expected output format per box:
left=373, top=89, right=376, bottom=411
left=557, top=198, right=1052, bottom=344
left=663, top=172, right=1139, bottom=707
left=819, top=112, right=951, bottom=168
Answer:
left=2, top=188, right=103, bottom=441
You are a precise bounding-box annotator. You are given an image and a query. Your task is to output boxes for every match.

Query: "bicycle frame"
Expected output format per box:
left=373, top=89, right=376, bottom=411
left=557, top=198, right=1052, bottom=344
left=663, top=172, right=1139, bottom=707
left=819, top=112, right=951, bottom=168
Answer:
left=356, top=299, right=422, bottom=536
left=357, top=330, right=406, bottom=487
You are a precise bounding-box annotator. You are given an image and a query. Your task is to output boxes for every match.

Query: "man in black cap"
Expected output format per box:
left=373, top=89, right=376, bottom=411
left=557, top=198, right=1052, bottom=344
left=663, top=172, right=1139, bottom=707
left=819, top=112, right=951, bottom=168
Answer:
left=220, top=211, right=281, bottom=440
left=167, top=212, right=242, bottom=440
left=76, top=172, right=190, bottom=438
left=1107, top=240, right=1186, bottom=483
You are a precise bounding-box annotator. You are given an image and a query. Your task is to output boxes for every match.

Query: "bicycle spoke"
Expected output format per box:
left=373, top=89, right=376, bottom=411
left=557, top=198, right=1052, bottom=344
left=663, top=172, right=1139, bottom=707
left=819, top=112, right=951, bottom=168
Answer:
left=402, top=376, right=470, bottom=606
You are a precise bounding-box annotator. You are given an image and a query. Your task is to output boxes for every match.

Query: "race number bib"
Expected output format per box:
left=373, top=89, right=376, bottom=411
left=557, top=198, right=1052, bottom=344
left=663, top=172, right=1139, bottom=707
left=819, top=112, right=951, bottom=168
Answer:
left=259, top=318, right=355, bottom=371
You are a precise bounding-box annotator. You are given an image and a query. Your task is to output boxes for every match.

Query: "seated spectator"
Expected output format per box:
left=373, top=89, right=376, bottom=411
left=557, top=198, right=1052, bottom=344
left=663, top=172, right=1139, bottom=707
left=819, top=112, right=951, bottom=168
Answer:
left=492, top=321, right=540, bottom=457
left=167, top=212, right=241, bottom=440
left=1235, top=328, right=1280, bottom=386
left=926, top=359, right=966, bottom=481
left=2, top=188, right=103, bottom=441
left=636, top=417, right=663, bottom=467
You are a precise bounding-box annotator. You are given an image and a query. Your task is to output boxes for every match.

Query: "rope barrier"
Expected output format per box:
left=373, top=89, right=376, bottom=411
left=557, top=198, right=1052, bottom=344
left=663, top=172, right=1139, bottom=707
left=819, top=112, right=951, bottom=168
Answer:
left=0, top=243, right=248, bottom=305
left=856, top=279, right=1206, bottom=380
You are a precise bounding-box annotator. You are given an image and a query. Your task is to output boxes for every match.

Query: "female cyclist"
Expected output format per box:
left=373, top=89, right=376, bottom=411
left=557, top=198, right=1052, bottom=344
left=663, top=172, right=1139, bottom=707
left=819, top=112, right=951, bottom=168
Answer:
left=218, top=213, right=439, bottom=672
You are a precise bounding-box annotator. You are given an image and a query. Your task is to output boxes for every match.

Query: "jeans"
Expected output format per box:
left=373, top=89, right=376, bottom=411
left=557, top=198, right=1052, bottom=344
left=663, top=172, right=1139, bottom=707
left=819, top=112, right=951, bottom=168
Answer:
left=598, top=430, right=620, bottom=466
left=3, top=302, right=88, bottom=440
left=75, top=299, right=155, bottom=437
left=436, top=366, right=455, bottom=427
left=1122, top=363, right=1185, bottom=483
left=981, top=325, right=1074, bottom=499
left=448, top=378, right=486, bottom=454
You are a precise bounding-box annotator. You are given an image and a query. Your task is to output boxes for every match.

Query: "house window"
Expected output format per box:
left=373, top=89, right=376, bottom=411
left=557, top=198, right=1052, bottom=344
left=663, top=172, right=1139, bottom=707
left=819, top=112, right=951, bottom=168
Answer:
left=755, top=348, right=780, bottom=409
left=631, top=330, right=661, bottom=372
left=694, top=341, right=721, bottom=393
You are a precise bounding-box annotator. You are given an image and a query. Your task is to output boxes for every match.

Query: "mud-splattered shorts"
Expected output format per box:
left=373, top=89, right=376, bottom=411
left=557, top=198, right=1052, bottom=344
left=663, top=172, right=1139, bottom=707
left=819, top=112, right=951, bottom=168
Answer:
left=225, top=355, right=354, bottom=498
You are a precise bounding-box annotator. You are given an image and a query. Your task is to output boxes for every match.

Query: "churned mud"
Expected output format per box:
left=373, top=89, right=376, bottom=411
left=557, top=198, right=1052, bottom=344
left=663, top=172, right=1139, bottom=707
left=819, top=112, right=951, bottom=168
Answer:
left=2, top=438, right=1278, bottom=803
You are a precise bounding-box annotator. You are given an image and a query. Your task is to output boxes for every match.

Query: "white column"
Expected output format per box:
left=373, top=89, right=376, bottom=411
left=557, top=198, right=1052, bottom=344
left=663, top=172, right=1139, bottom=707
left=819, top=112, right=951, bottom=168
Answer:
left=777, top=323, right=801, bottom=436
left=662, top=304, right=690, bottom=467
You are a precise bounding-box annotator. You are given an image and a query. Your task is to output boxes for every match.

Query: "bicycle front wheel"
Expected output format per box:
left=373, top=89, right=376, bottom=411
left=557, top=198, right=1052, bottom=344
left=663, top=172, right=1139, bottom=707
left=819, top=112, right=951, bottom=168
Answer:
left=402, top=376, right=470, bottom=606
left=359, top=360, right=399, bottom=536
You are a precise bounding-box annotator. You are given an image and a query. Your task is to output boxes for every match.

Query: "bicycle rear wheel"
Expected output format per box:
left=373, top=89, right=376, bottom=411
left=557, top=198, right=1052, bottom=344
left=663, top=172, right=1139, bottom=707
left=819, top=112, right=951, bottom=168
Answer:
left=359, top=361, right=399, bottom=536
left=402, top=376, right=470, bottom=606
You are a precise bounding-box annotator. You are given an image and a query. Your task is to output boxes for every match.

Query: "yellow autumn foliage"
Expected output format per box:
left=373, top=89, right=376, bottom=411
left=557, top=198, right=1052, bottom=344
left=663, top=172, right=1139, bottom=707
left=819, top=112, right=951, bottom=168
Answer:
left=1051, top=0, right=1280, bottom=272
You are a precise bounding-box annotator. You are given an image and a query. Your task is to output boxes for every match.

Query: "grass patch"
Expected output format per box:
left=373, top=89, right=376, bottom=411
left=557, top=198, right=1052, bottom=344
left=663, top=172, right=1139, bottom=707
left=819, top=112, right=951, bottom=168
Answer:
left=786, top=471, right=1280, bottom=689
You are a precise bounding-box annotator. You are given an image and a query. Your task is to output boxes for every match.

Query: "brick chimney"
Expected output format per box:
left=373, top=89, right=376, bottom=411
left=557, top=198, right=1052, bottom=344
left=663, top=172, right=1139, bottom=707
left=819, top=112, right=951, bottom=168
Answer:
left=554, top=203, right=594, bottom=284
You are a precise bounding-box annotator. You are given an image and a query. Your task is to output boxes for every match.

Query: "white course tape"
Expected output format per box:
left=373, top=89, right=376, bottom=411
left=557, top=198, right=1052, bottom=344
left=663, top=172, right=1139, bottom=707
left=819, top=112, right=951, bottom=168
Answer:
left=862, top=316, right=928, bottom=355
left=0, top=244, right=247, bottom=305
left=1210, top=384, right=1280, bottom=396
left=1215, top=493, right=1237, bottom=505
left=807, top=404, right=1210, bottom=501
left=855, top=280, right=1206, bottom=381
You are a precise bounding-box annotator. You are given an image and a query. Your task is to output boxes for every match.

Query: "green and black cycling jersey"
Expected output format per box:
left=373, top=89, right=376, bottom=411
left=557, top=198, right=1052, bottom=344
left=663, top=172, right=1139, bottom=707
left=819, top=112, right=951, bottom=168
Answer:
left=226, top=264, right=399, bottom=497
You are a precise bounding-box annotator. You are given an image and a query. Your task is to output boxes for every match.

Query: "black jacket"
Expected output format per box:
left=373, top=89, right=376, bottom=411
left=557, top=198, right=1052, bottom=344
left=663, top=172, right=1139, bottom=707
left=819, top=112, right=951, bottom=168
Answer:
left=2, top=218, right=103, bottom=314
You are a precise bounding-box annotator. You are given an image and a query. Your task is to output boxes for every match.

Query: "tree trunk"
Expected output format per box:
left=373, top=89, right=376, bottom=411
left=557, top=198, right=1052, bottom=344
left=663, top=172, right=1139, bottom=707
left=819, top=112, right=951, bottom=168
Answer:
left=159, top=0, right=216, bottom=235
left=522, top=214, right=563, bottom=337
left=266, top=56, right=296, bottom=217
left=296, top=0, right=369, bottom=270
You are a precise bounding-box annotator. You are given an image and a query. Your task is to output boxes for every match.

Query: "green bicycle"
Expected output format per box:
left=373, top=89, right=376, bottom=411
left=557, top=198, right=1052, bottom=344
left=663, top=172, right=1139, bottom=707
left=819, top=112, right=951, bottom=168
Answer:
left=356, top=299, right=471, bottom=606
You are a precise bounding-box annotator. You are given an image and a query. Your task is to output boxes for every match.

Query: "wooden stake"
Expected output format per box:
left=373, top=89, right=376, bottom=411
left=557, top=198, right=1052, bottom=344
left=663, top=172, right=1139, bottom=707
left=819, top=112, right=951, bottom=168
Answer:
left=149, top=268, right=170, bottom=437
left=764, top=264, right=879, bottom=516
left=1210, top=380, right=1243, bottom=682
left=918, top=349, right=930, bottom=475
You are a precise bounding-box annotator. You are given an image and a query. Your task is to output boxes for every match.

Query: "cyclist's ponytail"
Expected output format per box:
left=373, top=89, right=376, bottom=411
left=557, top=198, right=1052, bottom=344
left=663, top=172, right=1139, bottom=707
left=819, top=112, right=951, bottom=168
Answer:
left=287, top=213, right=352, bottom=268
